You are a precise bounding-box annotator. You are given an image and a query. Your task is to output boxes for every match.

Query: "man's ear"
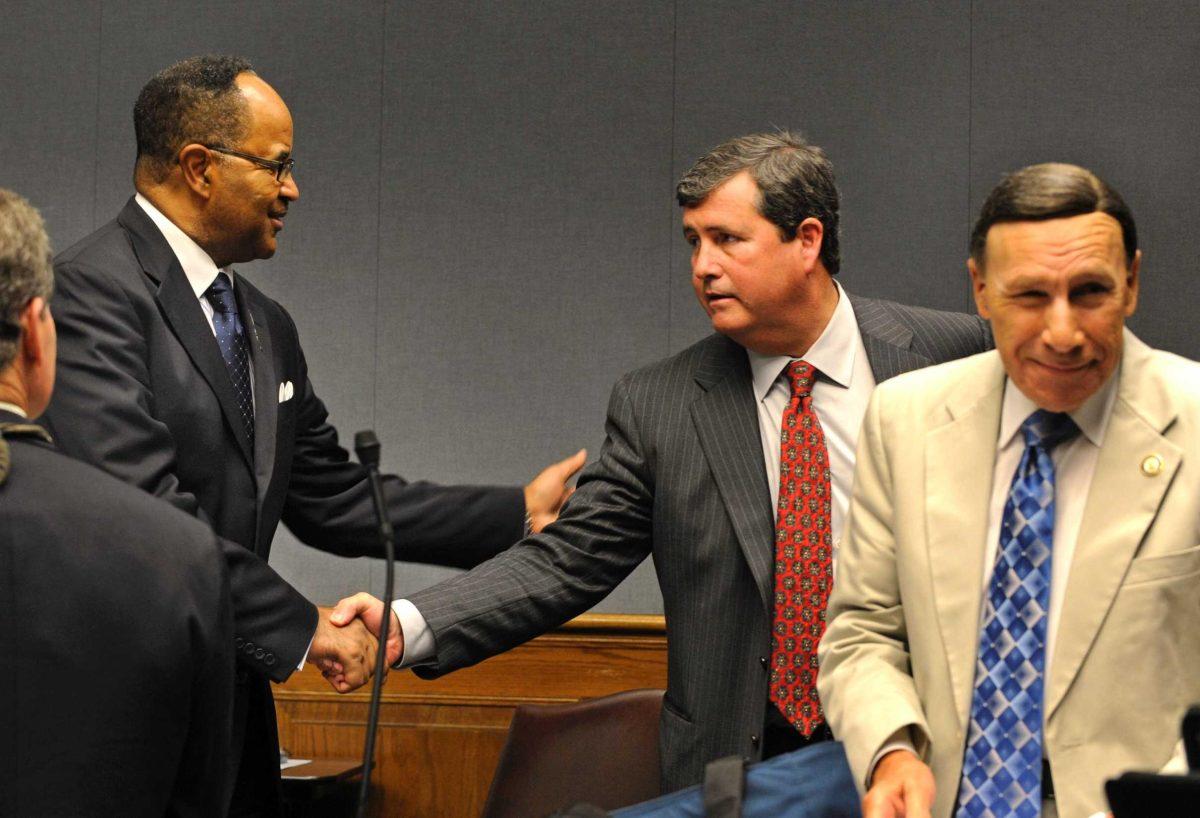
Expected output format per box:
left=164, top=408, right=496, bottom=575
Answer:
left=794, top=216, right=825, bottom=272
left=1124, top=249, right=1141, bottom=317
left=19, top=297, right=48, bottom=364
left=178, top=144, right=216, bottom=199
left=968, top=257, right=990, bottom=319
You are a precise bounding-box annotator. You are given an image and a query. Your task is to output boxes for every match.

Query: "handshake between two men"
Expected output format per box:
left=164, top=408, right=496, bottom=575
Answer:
left=305, top=447, right=587, bottom=693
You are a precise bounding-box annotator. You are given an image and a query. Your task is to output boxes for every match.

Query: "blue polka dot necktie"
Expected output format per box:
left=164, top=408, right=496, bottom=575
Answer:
left=204, top=272, right=255, bottom=447
left=955, top=409, right=1078, bottom=818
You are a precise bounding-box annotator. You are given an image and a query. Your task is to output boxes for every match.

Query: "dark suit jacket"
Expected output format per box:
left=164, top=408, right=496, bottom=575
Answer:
left=42, top=198, right=525, bottom=805
left=407, top=296, right=992, bottom=793
left=0, top=412, right=234, bottom=817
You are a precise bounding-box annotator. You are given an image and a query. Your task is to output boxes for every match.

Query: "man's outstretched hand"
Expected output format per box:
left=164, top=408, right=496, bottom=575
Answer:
left=331, top=593, right=403, bottom=667
left=309, top=606, right=378, bottom=693
left=524, top=449, right=587, bottom=533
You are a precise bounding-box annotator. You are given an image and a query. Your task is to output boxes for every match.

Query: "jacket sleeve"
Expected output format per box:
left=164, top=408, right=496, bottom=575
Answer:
left=405, top=373, right=654, bottom=675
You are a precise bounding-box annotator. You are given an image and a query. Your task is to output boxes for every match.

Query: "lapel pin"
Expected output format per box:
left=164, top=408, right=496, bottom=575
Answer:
left=1140, top=454, right=1164, bottom=476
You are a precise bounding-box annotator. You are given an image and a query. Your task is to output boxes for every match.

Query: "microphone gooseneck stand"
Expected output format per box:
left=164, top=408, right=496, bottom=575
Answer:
left=353, top=430, right=396, bottom=818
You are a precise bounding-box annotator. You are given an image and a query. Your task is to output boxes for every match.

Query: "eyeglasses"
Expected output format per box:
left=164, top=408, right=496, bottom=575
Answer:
left=207, top=145, right=296, bottom=183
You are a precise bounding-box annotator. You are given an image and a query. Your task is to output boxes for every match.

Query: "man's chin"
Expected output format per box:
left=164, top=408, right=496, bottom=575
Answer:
left=1016, top=374, right=1100, bottom=413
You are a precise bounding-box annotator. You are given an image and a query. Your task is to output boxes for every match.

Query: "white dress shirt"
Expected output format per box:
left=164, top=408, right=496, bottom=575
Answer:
left=133, top=194, right=255, bottom=407
left=747, top=281, right=876, bottom=572
left=393, top=283, right=876, bottom=666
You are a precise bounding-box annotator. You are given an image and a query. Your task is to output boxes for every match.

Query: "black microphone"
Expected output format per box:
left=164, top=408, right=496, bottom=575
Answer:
left=353, top=430, right=396, bottom=818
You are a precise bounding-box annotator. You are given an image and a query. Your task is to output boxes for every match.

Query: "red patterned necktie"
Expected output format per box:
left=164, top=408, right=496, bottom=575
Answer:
left=769, top=360, right=834, bottom=736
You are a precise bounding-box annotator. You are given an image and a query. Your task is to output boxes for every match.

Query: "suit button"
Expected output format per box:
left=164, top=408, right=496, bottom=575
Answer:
left=265, top=654, right=277, bottom=666
left=234, top=637, right=244, bottom=649
left=244, top=642, right=256, bottom=655
left=750, top=734, right=760, bottom=746
left=254, top=649, right=265, bottom=660
left=759, top=656, right=768, bottom=669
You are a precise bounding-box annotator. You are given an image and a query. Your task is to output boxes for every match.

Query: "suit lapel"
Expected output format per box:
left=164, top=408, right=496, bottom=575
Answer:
left=1045, top=334, right=1181, bottom=719
left=924, top=353, right=1006, bottom=731
left=236, top=279, right=278, bottom=523
left=690, top=336, right=775, bottom=610
left=850, top=295, right=934, bottom=382
left=120, top=199, right=255, bottom=470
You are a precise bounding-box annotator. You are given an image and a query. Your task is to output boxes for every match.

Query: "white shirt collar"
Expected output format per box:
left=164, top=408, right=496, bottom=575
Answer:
left=134, top=193, right=229, bottom=298
left=0, top=401, right=27, bottom=418
left=997, top=362, right=1120, bottom=451
left=747, top=281, right=860, bottom=402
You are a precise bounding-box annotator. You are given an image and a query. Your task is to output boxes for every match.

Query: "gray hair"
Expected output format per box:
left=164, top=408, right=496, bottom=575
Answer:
left=134, top=54, right=256, bottom=181
left=676, top=131, right=841, bottom=274
left=970, top=162, right=1137, bottom=267
left=0, top=188, right=53, bottom=371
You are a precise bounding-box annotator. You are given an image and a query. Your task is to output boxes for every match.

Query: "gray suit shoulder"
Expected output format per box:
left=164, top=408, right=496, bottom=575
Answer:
left=619, top=333, right=735, bottom=386
left=852, top=295, right=993, bottom=363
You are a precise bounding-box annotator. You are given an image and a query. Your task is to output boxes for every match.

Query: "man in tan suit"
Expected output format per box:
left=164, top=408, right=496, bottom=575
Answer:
left=819, top=163, right=1200, bottom=818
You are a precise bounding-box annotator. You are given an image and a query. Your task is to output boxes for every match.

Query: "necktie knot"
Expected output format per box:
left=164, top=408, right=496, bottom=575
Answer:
left=786, top=360, right=818, bottom=399
left=205, top=272, right=238, bottom=315
left=1020, top=409, right=1079, bottom=452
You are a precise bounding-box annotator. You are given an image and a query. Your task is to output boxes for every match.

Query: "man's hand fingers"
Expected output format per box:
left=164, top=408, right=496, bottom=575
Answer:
left=329, top=592, right=377, bottom=626
left=557, top=448, right=587, bottom=478
left=384, top=610, right=404, bottom=666
left=903, top=786, right=932, bottom=818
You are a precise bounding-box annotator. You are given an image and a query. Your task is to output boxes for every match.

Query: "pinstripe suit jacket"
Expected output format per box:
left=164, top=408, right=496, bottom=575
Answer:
left=408, top=294, right=992, bottom=793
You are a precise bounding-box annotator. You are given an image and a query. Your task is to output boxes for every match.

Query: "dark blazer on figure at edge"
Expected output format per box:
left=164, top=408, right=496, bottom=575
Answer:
left=42, top=198, right=526, bottom=809
left=406, top=296, right=992, bottom=794
left=1, top=411, right=234, bottom=818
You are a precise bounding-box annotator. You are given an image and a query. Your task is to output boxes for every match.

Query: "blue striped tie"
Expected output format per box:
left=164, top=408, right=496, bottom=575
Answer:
left=955, top=409, right=1078, bottom=818
left=204, top=272, right=255, bottom=447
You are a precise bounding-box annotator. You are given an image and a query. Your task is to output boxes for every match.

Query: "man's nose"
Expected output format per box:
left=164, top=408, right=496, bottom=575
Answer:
left=1041, top=297, right=1084, bottom=351
left=691, top=241, right=720, bottom=279
left=280, top=172, right=300, bottom=202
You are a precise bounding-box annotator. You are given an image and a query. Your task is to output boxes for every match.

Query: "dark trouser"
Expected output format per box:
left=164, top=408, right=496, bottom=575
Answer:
left=227, top=670, right=284, bottom=818
left=762, top=701, right=833, bottom=760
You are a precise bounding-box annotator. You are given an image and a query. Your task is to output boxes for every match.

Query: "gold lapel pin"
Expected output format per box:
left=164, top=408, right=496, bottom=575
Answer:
left=1140, top=454, right=1164, bottom=477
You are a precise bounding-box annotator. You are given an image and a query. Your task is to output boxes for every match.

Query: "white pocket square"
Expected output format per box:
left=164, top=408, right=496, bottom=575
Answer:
left=278, top=381, right=294, bottom=403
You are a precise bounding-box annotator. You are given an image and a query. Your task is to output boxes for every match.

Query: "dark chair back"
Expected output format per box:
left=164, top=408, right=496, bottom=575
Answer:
left=480, top=688, right=666, bottom=818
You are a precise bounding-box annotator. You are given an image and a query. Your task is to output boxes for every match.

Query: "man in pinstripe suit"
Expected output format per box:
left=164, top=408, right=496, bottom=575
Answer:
left=334, top=132, right=992, bottom=793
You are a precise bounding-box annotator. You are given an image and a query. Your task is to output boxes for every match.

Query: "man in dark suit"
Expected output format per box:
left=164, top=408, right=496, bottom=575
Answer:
left=333, top=132, right=993, bottom=793
left=41, top=56, right=583, bottom=816
left=0, top=187, right=234, bottom=817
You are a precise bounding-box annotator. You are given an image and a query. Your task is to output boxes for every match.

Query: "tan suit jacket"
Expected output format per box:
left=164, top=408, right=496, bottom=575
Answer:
left=818, top=331, right=1200, bottom=818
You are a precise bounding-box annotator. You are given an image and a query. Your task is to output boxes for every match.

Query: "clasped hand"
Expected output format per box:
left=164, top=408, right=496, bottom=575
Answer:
left=308, top=597, right=402, bottom=693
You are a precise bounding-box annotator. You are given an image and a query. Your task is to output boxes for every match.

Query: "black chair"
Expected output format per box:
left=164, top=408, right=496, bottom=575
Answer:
left=480, top=688, right=666, bottom=818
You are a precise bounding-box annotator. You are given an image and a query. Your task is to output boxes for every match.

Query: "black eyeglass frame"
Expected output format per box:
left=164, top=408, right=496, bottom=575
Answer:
left=206, top=145, right=295, bottom=182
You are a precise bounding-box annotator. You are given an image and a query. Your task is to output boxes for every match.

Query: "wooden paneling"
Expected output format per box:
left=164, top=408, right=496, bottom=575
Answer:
left=274, top=613, right=667, bottom=818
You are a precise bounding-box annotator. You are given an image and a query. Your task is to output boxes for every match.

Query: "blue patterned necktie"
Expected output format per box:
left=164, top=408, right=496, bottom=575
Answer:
left=204, top=272, right=255, bottom=447
left=956, top=409, right=1078, bottom=818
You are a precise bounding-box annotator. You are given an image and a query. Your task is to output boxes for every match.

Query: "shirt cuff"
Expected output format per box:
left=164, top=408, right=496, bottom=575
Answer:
left=867, top=727, right=918, bottom=789
left=392, top=598, right=436, bottom=668
left=298, top=635, right=313, bottom=671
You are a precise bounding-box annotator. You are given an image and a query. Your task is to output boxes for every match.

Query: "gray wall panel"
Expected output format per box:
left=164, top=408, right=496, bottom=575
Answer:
left=970, top=1, right=1200, bottom=358
left=671, top=0, right=975, bottom=354
left=4, top=1, right=1199, bottom=614
left=0, top=1, right=101, bottom=249
left=373, top=0, right=674, bottom=608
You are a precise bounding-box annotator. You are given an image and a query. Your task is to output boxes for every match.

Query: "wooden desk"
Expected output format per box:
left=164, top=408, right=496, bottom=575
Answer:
left=274, top=613, right=668, bottom=817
